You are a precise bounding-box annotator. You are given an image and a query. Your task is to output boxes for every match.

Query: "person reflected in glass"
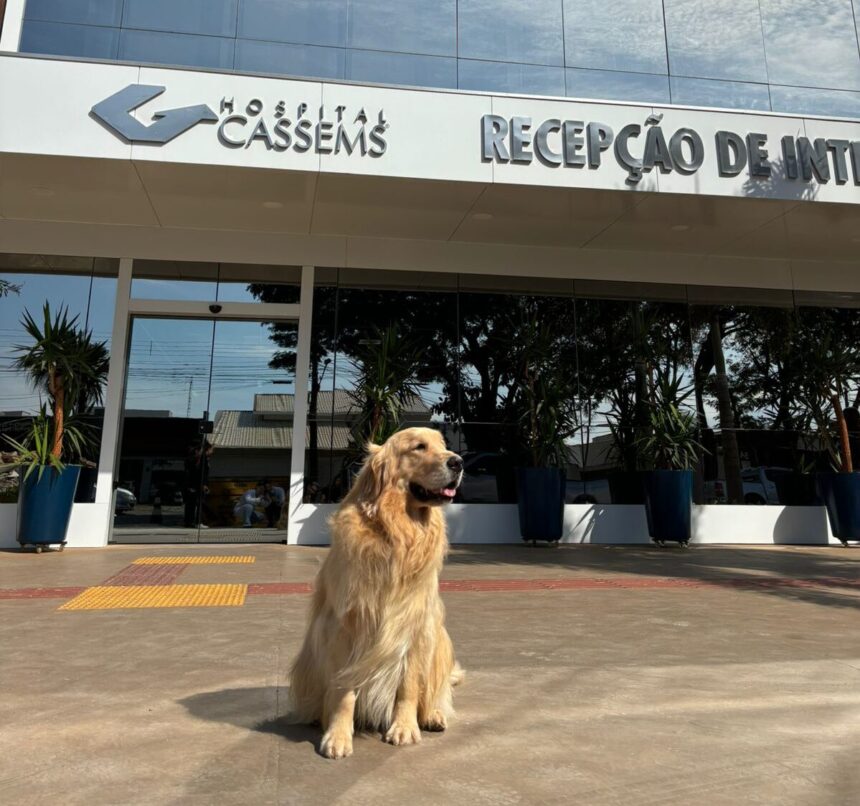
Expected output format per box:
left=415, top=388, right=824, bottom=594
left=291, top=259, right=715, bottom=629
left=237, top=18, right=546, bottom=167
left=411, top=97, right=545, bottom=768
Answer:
left=263, top=479, right=285, bottom=527
left=234, top=482, right=267, bottom=528
left=183, top=440, right=214, bottom=528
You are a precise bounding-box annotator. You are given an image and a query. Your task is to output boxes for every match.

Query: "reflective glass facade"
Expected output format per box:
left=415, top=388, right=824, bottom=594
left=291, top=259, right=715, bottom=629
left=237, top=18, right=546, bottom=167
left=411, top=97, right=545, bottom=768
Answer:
left=17, top=1, right=860, bottom=118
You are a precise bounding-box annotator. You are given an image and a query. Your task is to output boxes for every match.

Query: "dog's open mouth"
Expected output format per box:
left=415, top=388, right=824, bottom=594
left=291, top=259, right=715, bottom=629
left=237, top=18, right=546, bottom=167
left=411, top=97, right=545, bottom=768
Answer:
left=409, top=481, right=459, bottom=503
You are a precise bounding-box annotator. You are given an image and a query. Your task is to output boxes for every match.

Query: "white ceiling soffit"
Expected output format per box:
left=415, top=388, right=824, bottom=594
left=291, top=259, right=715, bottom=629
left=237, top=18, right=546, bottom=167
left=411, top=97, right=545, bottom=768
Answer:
left=0, top=152, right=858, bottom=261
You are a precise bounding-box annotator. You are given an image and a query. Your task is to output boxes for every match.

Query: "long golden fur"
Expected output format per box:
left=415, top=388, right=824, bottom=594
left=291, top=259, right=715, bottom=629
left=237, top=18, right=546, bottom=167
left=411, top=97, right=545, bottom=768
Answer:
left=288, top=427, right=464, bottom=759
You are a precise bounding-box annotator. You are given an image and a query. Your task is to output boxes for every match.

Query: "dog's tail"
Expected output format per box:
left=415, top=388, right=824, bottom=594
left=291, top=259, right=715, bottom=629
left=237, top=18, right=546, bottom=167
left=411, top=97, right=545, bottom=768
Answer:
left=450, top=661, right=465, bottom=687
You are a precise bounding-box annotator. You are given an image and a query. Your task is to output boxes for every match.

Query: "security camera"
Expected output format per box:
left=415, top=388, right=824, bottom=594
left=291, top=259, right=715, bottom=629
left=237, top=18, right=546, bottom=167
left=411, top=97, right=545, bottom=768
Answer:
left=208, top=304, right=223, bottom=314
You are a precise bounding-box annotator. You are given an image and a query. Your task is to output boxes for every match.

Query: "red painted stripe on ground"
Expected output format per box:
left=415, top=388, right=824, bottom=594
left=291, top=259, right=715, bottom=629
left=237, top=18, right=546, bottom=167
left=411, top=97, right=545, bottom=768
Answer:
left=101, top=563, right=189, bottom=586
left=0, top=586, right=87, bottom=600
left=2, top=577, right=858, bottom=602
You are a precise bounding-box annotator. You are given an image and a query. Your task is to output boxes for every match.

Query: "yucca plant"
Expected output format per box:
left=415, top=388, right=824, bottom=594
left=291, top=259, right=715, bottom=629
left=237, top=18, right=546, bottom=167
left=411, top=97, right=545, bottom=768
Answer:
left=3, top=411, right=89, bottom=481
left=7, top=303, right=108, bottom=465
left=636, top=379, right=704, bottom=471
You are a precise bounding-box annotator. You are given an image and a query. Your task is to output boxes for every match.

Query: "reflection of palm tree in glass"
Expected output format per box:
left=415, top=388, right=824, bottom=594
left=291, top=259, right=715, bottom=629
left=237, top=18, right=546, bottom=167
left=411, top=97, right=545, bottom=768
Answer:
left=348, top=324, right=426, bottom=446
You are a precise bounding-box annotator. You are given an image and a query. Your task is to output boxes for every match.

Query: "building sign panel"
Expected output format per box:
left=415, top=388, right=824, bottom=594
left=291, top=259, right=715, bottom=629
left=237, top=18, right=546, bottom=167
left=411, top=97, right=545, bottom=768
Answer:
left=481, top=113, right=860, bottom=187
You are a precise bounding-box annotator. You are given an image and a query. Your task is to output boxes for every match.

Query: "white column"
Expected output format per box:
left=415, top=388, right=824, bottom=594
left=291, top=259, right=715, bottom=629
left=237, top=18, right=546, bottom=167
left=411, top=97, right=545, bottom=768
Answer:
left=94, top=259, right=133, bottom=544
left=0, top=0, right=26, bottom=51
left=287, top=265, right=315, bottom=544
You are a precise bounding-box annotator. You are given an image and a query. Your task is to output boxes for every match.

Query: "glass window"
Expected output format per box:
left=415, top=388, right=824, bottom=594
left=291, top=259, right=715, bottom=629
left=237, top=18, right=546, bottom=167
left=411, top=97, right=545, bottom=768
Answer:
left=563, top=0, right=667, bottom=75
left=457, top=282, right=577, bottom=504
left=670, top=76, right=771, bottom=112
left=573, top=283, right=694, bottom=505
left=458, top=59, right=566, bottom=96
left=687, top=289, right=808, bottom=505
left=122, top=0, right=239, bottom=39
left=0, top=255, right=118, bottom=504
left=118, top=29, right=235, bottom=70
left=347, top=0, right=457, bottom=57
left=566, top=68, right=671, bottom=104
left=235, top=39, right=346, bottom=79
left=790, top=303, right=860, bottom=490
left=759, top=0, right=860, bottom=91
left=304, top=270, right=459, bottom=503
left=664, top=0, right=768, bottom=83
left=346, top=50, right=457, bottom=89
left=131, top=262, right=301, bottom=303
left=19, top=20, right=120, bottom=59
left=24, top=0, right=124, bottom=27
left=769, top=85, right=860, bottom=119
left=238, top=0, right=348, bottom=49
left=458, top=0, right=565, bottom=67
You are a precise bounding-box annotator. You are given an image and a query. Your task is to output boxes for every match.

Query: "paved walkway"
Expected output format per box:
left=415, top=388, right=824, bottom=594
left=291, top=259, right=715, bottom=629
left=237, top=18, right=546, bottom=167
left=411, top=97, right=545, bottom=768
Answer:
left=1, top=544, right=859, bottom=804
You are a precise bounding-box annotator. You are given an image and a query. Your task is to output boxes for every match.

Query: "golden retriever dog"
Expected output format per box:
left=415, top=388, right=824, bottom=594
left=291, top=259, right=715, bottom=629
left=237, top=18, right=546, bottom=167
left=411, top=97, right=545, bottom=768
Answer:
left=288, top=427, right=464, bottom=759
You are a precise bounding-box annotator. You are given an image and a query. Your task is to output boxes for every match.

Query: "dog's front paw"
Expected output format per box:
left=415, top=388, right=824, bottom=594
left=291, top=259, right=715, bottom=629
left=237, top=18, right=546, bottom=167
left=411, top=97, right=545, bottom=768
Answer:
left=420, top=709, right=448, bottom=732
left=384, top=719, right=422, bottom=746
left=320, top=728, right=353, bottom=759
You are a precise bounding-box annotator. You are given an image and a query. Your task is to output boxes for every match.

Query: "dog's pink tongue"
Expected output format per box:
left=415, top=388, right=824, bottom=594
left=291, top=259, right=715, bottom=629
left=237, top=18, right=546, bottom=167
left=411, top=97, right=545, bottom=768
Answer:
left=438, top=488, right=457, bottom=499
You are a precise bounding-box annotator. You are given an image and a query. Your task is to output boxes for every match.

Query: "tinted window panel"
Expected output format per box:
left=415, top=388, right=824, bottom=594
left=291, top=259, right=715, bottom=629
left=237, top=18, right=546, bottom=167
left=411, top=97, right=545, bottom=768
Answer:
left=760, top=0, right=860, bottom=91
left=235, top=39, right=345, bottom=79
left=19, top=20, right=119, bottom=58
left=563, top=0, right=667, bottom=74
left=24, top=0, right=123, bottom=27
left=769, top=85, right=860, bottom=119
left=566, top=68, right=671, bottom=104
left=118, top=29, right=235, bottom=70
left=346, top=50, right=457, bottom=89
left=670, top=76, right=771, bottom=111
left=458, top=59, right=566, bottom=96
left=348, top=0, right=456, bottom=57
left=458, top=0, right=565, bottom=67
left=122, top=0, right=239, bottom=39
left=238, top=0, right=348, bottom=48
left=664, top=0, right=768, bottom=83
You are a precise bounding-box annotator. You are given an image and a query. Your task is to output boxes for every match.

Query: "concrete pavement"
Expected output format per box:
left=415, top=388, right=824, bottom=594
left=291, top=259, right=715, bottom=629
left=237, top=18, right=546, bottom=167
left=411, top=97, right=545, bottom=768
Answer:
left=1, top=544, right=859, bottom=805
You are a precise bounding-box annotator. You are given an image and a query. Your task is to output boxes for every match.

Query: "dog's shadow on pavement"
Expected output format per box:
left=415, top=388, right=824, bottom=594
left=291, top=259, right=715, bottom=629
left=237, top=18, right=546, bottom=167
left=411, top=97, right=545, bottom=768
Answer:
left=179, top=686, right=318, bottom=749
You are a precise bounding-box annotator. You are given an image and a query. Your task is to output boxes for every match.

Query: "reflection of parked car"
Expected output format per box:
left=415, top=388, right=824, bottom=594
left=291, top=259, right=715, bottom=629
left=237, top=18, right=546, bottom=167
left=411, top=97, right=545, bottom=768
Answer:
left=705, top=467, right=788, bottom=504
left=457, top=452, right=613, bottom=505
left=565, top=478, right=611, bottom=504
left=114, top=487, right=136, bottom=513
left=457, top=452, right=506, bottom=502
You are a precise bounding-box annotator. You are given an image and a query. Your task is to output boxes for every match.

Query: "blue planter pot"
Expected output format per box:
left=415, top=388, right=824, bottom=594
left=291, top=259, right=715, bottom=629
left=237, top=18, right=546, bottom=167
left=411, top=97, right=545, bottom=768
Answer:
left=17, top=465, right=80, bottom=548
left=516, top=467, right=566, bottom=542
left=816, top=472, right=860, bottom=542
left=642, top=470, right=693, bottom=544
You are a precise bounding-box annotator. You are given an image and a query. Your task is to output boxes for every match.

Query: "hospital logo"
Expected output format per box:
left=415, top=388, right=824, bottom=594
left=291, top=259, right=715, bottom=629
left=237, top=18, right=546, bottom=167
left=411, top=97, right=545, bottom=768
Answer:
left=91, top=84, right=388, bottom=157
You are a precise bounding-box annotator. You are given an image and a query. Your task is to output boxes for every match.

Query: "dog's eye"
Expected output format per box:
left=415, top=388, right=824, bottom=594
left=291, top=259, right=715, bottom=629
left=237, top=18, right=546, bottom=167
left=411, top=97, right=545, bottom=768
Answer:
left=414, top=443, right=427, bottom=451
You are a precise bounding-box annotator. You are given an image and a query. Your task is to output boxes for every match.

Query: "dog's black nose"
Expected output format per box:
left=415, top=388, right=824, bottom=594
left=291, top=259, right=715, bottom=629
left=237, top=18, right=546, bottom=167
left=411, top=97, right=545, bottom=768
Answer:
left=447, top=455, right=463, bottom=472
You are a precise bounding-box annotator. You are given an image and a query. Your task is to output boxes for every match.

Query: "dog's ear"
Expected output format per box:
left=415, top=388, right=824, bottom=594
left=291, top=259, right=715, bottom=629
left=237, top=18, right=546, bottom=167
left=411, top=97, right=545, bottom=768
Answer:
left=354, top=441, right=388, bottom=519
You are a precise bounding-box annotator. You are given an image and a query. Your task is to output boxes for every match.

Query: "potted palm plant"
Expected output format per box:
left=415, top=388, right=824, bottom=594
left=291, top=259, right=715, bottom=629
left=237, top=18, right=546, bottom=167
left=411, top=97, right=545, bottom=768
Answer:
left=510, top=308, right=578, bottom=544
left=636, top=380, right=703, bottom=546
left=4, top=304, right=107, bottom=552
left=798, top=311, right=860, bottom=545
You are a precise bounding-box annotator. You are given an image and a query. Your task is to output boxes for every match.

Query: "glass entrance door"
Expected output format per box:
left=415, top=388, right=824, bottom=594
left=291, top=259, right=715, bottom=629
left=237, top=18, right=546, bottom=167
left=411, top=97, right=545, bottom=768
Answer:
left=112, top=315, right=297, bottom=543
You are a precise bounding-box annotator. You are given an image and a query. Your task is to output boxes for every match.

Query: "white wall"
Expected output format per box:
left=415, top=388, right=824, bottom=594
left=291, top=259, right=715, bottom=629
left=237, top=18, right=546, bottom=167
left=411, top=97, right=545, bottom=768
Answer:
left=0, top=500, right=842, bottom=549
left=0, top=502, right=111, bottom=549
left=290, top=502, right=843, bottom=546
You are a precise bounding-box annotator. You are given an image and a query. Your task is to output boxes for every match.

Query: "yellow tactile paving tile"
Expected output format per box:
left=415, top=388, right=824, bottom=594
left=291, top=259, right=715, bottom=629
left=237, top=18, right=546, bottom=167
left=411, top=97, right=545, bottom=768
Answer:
left=59, top=584, right=247, bottom=610
left=132, top=556, right=255, bottom=565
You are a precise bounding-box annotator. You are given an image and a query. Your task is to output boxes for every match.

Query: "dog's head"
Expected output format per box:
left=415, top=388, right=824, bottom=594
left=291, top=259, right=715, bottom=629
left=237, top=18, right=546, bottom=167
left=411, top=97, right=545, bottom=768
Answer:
left=351, top=427, right=463, bottom=517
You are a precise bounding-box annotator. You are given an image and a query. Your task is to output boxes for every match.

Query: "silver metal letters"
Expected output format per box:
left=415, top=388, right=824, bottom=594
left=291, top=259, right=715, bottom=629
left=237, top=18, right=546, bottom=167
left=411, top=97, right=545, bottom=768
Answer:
left=482, top=112, right=860, bottom=186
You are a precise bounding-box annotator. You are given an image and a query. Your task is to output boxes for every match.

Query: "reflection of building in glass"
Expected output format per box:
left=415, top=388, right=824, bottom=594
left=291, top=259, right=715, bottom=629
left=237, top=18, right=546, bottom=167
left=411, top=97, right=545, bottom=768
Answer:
left=212, top=392, right=432, bottom=495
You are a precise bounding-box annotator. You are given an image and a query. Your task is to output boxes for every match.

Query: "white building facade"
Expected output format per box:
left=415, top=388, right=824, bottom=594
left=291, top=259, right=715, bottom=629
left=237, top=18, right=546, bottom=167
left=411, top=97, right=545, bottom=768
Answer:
left=1, top=2, right=859, bottom=547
